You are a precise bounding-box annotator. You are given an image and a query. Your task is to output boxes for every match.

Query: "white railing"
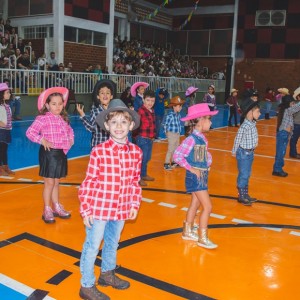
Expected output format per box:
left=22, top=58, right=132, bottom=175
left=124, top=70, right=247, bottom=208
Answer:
left=0, top=68, right=225, bottom=95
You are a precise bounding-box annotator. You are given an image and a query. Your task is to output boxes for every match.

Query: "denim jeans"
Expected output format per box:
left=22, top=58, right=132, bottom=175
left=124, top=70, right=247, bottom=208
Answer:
left=155, top=115, right=164, bottom=139
left=273, top=130, right=289, bottom=172
left=289, top=124, right=300, bottom=157
left=265, top=101, right=272, bottom=114
left=236, top=147, right=254, bottom=188
left=9, top=97, right=21, bottom=117
left=136, top=136, right=153, bottom=177
left=80, top=219, right=125, bottom=287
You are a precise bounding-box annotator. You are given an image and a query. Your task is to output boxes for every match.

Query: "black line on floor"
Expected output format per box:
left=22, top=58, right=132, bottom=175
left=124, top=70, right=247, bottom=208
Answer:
left=46, top=270, right=73, bottom=285
left=26, top=289, right=49, bottom=300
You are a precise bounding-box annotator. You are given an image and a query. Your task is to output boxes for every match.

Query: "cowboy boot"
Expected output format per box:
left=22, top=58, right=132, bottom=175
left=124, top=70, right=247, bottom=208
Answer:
left=197, top=228, right=218, bottom=249
left=0, top=166, right=9, bottom=176
left=79, top=285, right=110, bottom=300
left=98, top=269, right=130, bottom=290
left=53, top=202, right=71, bottom=219
left=3, top=165, right=15, bottom=175
left=237, top=187, right=252, bottom=206
left=245, top=186, right=257, bottom=203
left=182, top=221, right=198, bottom=241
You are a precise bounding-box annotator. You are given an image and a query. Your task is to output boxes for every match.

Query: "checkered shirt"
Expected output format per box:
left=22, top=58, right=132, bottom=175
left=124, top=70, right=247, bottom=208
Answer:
left=137, top=105, right=156, bottom=138
left=232, top=119, right=258, bottom=154
left=80, top=104, right=110, bottom=147
left=164, top=110, right=181, bottom=134
left=79, top=138, right=143, bottom=221
left=279, top=102, right=300, bottom=131
left=26, top=112, right=74, bottom=154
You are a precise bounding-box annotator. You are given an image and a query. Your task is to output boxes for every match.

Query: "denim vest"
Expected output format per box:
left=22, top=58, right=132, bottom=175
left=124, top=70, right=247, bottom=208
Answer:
left=186, top=133, right=208, bottom=170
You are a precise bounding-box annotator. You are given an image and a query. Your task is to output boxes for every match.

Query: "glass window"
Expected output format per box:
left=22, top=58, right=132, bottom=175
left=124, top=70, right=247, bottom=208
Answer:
left=94, top=32, right=106, bottom=46
left=78, top=28, right=92, bottom=45
left=64, top=26, right=77, bottom=43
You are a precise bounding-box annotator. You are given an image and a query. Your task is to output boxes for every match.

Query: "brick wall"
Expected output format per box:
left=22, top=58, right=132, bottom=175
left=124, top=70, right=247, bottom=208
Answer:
left=64, top=42, right=107, bottom=72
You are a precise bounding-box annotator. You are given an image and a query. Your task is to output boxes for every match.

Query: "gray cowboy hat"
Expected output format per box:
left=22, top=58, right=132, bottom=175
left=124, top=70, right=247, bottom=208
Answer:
left=95, top=99, right=140, bottom=131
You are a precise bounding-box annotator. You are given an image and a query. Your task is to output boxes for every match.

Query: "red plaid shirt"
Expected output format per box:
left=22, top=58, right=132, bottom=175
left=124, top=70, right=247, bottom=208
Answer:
left=79, top=138, right=143, bottom=220
left=138, top=105, right=156, bottom=138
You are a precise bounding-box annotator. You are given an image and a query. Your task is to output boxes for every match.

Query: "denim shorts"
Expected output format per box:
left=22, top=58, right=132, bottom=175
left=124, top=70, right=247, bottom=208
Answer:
left=185, top=169, right=208, bottom=193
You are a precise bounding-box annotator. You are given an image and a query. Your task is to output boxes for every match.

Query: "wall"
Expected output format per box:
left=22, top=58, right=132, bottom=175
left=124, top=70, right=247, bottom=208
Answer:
left=64, top=42, right=107, bottom=72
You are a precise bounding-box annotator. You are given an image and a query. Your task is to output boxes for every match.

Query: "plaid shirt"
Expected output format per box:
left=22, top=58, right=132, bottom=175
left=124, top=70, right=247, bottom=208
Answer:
left=164, top=110, right=181, bottom=134
left=26, top=112, right=74, bottom=154
left=232, top=119, right=258, bottom=154
left=79, top=138, right=142, bottom=221
left=279, top=102, right=300, bottom=131
left=138, top=105, right=156, bottom=138
left=173, top=130, right=212, bottom=170
left=80, top=104, right=110, bottom=147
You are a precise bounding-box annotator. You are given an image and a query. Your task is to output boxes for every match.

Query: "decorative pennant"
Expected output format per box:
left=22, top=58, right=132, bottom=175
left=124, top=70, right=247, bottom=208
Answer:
left=176, top=0, right=200, bottom=30
left=140, top=0, right=171, bottom=22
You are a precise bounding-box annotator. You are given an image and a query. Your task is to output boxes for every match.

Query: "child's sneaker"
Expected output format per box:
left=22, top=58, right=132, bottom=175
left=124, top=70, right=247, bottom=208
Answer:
left=164, top=164, right=173, bottom=170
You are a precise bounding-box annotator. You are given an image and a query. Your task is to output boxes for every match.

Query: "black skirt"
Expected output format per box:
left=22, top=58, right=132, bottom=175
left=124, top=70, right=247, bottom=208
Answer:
left=0, top=129, right=11, bottom=143
left=39, top=146, right=68, bottom=178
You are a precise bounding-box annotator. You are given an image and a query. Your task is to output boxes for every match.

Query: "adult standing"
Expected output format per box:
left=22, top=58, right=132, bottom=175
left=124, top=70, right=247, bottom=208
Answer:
left=289, top=87, right=300, bottom=159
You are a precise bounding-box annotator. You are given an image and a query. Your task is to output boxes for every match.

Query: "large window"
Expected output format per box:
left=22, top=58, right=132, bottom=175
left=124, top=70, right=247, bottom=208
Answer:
left=8, top=0, right=52, bottom=17
left=64, top=26, right=106, bottom=46
left=24, top=26, right=53, bottom=39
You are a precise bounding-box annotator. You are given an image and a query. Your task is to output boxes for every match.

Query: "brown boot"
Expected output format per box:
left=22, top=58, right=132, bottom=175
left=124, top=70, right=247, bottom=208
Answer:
left=139, top=179, right=147, bottom=186
left=3, top=165, right=15, bottom=175
left=79, top=285, right=110, bottom=300
left=98, top=269, right=130, bottom=290
left=142, top=175, right=155, bottom=181
left=0, top=166, right=9, bottom=176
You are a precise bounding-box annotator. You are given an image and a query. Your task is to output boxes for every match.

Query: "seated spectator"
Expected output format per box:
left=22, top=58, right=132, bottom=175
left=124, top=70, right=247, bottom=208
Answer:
left=47, top=51, right=59, bottom=71
left=120, top=86, right=134, bottom=108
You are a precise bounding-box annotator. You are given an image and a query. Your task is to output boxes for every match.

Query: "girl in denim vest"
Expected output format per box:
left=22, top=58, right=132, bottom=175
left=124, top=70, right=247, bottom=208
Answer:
left=173, top=103, right=219, bottom=249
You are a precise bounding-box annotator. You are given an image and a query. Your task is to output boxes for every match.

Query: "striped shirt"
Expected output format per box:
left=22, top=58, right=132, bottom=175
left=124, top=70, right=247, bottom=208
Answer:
left=279, top=102, right=300, bottom=131
left=164, top=110, right=181, bottom=134
left=79, top=138, right=143, bottom=221
left=80, top=104, right=110, bottom=147
left=26, top=112, right=74, bottom=154
left=232, top=119, right=258, bottom=154
left=173, top=130, right=212, bottom=170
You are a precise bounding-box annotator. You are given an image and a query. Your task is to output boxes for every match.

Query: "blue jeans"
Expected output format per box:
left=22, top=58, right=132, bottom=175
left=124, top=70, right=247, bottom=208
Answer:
left=136, top=136, right=153, bottom=177
left=236, top=147, right=254, bottom=188
left=155, top=115, right=164, bottom=139
left=289, top=124, right=300, bottom=156
left=80, top=220, right=125, bottom=287
left=9, top=97, right=21, bottom=117
left=273, top=130, right=289, bottom=172
left=265, top=101, right=272, bottom=114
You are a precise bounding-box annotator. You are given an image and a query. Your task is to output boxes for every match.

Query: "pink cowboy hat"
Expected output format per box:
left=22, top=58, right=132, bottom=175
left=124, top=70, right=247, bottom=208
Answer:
left=185, top=86, right=199, bottom=97
left=38, top=87, right=69, bottom=110
left=130, top=81, right=149, bottom=97
left=181, top=103, right=218, bottom=121
left=0, top=83, right=12, bottom=92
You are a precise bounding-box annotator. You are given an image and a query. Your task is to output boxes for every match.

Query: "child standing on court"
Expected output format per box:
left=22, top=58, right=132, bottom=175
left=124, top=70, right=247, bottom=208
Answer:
left=136, top=90, right=156, bottom=186
left=0, top=82, right=15, bottom=176
left=164, top=95, right=185, bottom=170
left=26, top=87, right=74, bottom=223
left=76, top=79, right=116, bottom=148
left=203, top=84, right=217, bottom=111
left=226, top=88, right=240, bottom=127
left=173, top=103, right=219, bottom=249
left=79, top=99, right=142, bottom=300
left=232, top=98, right=260, bottom=206
left=154, top=87, right=169, bottom=140
left=272, top=91, right=300, bottom=177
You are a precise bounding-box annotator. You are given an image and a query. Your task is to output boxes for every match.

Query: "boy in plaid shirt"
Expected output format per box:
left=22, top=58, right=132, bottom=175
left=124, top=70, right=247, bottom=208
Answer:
left=136, top=90, right=156, bottom=186
left=164, top=95, right=185, bottom=170
left=79, top=99, right=142, bottom=300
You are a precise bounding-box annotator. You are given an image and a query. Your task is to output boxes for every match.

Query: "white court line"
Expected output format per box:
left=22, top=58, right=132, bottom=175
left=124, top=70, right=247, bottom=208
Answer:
left=158, top=202, right=177, bottom=208
left=262, top=227, right=282, bottom=232
left=210, top=213, right=226, bottom=219
left=232, top=218, right=253, bottom=224
left=142, top=197, right=155, bottom=203
left=0, top=176, right=14, bottom=179
left=0, top=273, right=55, bottom=300
left=290, top=231, right=300, bottom=237
left=17, top=178, right=33, bottom=182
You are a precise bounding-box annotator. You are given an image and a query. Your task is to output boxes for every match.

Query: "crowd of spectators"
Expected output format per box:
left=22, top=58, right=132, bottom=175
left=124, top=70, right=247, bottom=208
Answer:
left=112, top=35, right=209, bottom=79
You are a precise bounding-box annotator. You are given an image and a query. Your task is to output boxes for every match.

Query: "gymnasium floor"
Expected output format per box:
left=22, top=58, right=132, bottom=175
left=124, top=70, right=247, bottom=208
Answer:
left=1, top=106, right=300, bottom=300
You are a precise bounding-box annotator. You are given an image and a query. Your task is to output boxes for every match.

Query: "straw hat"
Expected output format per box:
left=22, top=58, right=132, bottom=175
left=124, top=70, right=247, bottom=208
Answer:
left=231, top=88, right=238, bottom=94
left=293, top=87, right=300, bottom=100
left=181, top=103, right=218, bottom=121
left=277, top=88, right=289, bottom=95
left=168, top=96, right=185, bottom=107
left=37, top=87, right=69, bottom=110
left=95, top=99, right=140, bottom=131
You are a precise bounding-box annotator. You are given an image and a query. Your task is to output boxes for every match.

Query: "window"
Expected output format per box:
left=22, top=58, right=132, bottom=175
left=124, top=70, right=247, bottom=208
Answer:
left=23, top=26, right=51, bottom=39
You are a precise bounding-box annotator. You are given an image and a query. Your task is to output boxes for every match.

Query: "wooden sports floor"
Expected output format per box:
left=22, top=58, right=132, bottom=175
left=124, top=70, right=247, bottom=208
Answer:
left=1, top=115, right=300, bottom=300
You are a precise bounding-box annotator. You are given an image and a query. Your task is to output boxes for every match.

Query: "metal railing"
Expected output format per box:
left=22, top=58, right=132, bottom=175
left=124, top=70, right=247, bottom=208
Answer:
left=0, top=68, right=225, bottom=95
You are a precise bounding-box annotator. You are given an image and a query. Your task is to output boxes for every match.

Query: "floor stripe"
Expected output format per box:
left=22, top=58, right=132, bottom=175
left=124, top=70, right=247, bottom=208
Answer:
left=289, top=231, right=300, bottom=237
left=18, top=178, right=33, bottom=182
left=232, top=218, right=253, bottom=224
left=142, top=197, right=155, bottom=203
left=210, top=213, right=226, bottom=219
left=158, top=202, right=177, bottom=208
left=262, top=227, right=282, bottom=232
left=46, top=270, right=72, bottom=285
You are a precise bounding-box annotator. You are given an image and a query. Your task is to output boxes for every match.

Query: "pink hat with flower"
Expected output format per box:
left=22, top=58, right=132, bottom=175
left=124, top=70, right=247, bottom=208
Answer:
left=130, top=81, right=149, bottom=97
left=181, top=103, right=218, bottom=121
left=185, top=86, right=199, bottom=97
left=37, top=87, right=69, bottom=110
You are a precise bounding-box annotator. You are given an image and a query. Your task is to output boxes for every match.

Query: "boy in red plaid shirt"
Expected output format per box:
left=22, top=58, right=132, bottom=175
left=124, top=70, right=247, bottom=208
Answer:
left=79, top=99, right=142, bottom=300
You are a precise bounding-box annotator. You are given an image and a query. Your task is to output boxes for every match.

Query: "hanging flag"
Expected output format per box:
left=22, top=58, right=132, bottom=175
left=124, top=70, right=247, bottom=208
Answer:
left=175, top=0, right=200, bottom=30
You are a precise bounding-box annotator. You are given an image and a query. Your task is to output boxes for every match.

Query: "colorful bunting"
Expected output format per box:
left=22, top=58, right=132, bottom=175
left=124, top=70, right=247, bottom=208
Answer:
left=140, top=0, right=172, bottom=22
left=176, top=0, right=200, bottom=30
